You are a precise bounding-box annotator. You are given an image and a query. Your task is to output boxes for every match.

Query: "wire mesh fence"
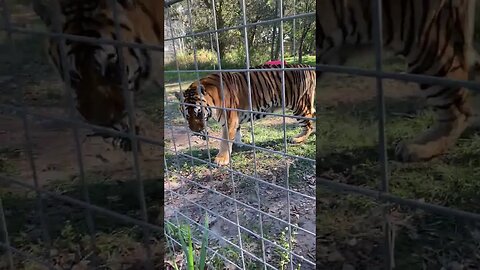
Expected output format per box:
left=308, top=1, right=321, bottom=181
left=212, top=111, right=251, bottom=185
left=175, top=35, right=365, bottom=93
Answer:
left=164, top=0, right=315, bottom=268
left=0, top=0, right=164, bottom=269
left=317, top=0, right=480, bottom=269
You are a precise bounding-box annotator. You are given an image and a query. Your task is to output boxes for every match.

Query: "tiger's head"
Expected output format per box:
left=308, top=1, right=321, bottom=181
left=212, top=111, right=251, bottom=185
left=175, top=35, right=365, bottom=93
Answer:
left=33, top=0, right=158, bottom=126
left=174, top=81, right=213, bottom=139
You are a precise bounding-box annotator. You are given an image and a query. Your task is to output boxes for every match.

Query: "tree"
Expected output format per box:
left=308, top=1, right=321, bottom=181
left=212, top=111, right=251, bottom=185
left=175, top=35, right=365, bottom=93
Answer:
left=164, top=0, right=315, bottom=66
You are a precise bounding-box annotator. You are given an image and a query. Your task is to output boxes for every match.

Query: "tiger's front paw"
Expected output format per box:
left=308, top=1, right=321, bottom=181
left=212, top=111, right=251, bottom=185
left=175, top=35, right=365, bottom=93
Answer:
left=214, top=153, right=230, bottom=166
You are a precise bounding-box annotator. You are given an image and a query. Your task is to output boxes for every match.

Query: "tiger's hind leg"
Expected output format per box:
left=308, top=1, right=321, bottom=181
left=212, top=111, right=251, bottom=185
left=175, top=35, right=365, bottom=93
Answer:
left=291, top=111, right=315, bottom=144
left=395, top=62, right=472, bottom=162
left=291, top=88, right=315, bottom=144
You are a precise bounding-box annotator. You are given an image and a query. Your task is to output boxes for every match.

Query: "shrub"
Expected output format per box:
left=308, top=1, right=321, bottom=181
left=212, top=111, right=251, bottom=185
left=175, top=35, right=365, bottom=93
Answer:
left=165, top=49, right=218, bottom=70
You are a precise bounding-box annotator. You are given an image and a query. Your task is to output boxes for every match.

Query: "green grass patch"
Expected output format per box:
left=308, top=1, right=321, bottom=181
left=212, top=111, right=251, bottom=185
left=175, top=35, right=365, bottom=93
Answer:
left=318, top=90, right=480, bottom=268
left=284, top=55, right=315, bottom=66
left=3, top=220, right=163, bottom=269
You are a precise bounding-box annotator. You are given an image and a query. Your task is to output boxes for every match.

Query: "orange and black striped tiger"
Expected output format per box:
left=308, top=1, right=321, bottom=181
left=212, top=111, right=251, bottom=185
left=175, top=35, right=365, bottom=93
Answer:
left=33, top=0, right=162, bottom=151
left=317, top=0, right=479, bottom=162
left=174, top=64, right=316, bottom=166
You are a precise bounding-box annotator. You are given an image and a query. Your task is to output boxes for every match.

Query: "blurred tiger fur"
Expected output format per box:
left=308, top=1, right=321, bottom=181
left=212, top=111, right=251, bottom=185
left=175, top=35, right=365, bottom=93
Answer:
left=174, top=64, right=316, bottom=166
left=33, top=0, right=162, bottom=152
left=317, top=0, right=480, bottom=162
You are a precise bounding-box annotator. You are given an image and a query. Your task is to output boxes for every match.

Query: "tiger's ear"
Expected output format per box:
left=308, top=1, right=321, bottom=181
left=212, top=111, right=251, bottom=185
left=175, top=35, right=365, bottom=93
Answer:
left=174, top=91, right=184, bottom=102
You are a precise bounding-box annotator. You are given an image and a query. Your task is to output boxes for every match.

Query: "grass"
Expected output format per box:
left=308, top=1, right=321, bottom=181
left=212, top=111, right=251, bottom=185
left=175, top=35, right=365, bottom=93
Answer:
left=317, top=59, right=480, bottom=268
left=284, top=55, right=315, bottom=66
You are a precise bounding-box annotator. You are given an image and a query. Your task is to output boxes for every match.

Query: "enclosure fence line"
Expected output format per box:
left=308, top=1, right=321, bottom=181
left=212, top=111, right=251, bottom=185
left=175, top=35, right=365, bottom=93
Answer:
left=0, top=0, right=164, bottom=269
left=316, top=0, right=480, bottom=269
left=164, top=0, right=316, bottom=268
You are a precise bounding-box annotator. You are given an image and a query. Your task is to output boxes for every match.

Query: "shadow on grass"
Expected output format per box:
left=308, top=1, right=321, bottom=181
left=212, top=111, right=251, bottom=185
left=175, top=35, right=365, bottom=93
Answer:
left=1, top=178, right=163, bottom=245
left=319, top=95, right=424, bottom=120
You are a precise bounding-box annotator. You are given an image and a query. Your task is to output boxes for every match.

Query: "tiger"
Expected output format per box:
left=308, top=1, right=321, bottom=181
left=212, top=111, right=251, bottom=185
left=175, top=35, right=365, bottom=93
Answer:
left=174, top=64, right=316, bottom=166
left=32, top=0, right=163, bottom=152
left=317, top=0, right=479, bottom=162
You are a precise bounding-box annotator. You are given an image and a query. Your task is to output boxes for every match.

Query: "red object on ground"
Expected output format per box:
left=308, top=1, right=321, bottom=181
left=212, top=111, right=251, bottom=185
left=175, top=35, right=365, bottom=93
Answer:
left=264, top=60, right=288, bottom=66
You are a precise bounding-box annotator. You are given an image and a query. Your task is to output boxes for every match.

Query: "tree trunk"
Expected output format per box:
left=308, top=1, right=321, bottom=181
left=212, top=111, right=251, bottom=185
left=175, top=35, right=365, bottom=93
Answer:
left=270, top=0, right=279, bottom=60
left=248, top=25, right=257, bottom=48
left=297, top=21, right=313, bottom=63
left=203, top=0, right=226, bottom=57
left=274, top=28, right=281, bottom=59
left=270, top=28, right=277, bottom=60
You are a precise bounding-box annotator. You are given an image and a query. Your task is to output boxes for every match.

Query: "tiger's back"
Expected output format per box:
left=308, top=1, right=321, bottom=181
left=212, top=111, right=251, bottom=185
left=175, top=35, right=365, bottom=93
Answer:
left=317, top=0, right=474, bottom=66
left=203, top=64, right=316, bottom=124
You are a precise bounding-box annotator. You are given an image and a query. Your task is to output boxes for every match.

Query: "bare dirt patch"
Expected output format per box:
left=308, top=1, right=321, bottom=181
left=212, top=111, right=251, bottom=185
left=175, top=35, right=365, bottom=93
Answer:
left=1, top=108, right=163, bottom=188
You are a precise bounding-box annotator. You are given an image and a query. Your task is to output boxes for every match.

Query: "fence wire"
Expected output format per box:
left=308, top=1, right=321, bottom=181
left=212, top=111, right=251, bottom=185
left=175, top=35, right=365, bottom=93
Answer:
left=164, top=0, right=315, bottom=269
left=317, top=0, right=480, bottom=269
left=0, top=1, right=164, bottom=269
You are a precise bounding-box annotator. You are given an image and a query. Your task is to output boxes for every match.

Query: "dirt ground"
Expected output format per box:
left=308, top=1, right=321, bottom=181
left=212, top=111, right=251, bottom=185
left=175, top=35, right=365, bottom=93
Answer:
left=0, top=66, right=165, bottom=189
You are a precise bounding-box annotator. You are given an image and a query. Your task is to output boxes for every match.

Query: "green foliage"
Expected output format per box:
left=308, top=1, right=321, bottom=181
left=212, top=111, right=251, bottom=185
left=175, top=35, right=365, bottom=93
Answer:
left=222, top=46, right=247, bottom=67
left=172, top=49, right=218, bottom=70
left=277, top=227, right=291, bottom=270
left=167, top=214, right=210, bottom=270
left=166, top=0, right=315, bottom=74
